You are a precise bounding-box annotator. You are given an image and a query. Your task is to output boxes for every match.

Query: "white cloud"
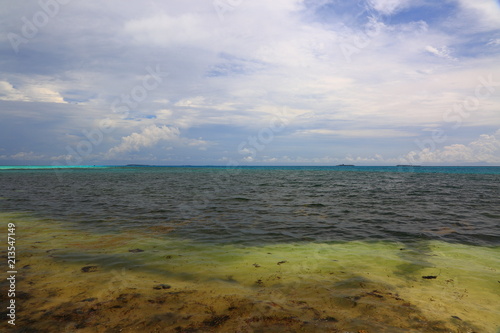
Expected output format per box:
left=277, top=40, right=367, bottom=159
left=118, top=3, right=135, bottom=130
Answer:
left=403, top=130, right=500, bottom=164
left=487, top=38, right=500, bottom=46
left=0, top=151, right=45, bottom=161
left=247, top=153, right=386, bottom=165
left=0, top=81, right=26, bottom=101
left=108, top=125, right=181, bottom=154
left=124, top=14, right=212, bottom=47
left=367, top=0, right=409, bottom=15
left=0, top=80, right=66, bottom=103
left=295, top=129, right=415, bottom=138
left=174, top=96, right=207, bottom=108
left=107, top=125, right=210, bottom=156
left=24, top=85, right=66, bottom=104
left=454, top=0, right=500, bottom=31
left=424, top=45, right=455, bottom=60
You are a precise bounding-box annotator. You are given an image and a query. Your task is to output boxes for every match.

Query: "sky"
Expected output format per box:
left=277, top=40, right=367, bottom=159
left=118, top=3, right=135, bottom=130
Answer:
left=0, top=0, right=499, bottom=166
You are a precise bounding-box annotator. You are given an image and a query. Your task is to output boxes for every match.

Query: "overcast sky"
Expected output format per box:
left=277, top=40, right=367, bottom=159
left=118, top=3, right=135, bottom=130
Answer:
left=1, top=0, right=499, bottom=166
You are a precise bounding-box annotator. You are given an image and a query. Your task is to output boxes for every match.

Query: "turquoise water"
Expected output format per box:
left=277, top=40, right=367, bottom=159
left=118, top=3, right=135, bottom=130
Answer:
left=1, top=165, right=500, bottom=174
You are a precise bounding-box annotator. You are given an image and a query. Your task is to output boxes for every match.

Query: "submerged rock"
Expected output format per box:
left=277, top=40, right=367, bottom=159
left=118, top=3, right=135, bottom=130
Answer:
left=81, top=266, right=98, bottom=273
left=153, top=284, right=171, bottom=290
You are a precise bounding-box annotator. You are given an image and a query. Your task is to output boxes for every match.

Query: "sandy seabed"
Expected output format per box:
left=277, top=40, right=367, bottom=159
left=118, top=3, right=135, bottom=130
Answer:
left=1, top=214, right=499, bottom=333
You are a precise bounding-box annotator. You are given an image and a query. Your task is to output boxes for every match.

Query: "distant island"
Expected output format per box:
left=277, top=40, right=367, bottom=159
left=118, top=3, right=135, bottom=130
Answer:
left=336, top=164, right=355, bottom=166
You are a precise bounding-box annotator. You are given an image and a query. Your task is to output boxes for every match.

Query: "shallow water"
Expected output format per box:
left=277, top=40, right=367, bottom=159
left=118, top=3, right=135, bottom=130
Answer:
left=0, top=166, right=499, bottom=332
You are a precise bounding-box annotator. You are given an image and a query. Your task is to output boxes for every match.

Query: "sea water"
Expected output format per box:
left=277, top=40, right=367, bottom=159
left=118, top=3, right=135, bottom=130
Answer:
left=0, top=166, right=499, bottom=332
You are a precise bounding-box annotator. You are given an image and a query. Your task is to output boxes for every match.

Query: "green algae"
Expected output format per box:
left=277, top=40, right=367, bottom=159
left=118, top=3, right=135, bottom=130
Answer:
left=1, top=212, right=498, bottom=332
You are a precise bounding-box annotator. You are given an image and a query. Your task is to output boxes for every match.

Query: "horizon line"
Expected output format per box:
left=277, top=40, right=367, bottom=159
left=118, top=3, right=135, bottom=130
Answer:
left=1, top=164, right=500, bottom=168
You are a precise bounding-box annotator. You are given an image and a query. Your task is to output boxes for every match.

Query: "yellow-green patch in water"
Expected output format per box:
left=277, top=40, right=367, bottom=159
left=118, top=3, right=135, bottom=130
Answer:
left=1, top=213, right=498, bottom=332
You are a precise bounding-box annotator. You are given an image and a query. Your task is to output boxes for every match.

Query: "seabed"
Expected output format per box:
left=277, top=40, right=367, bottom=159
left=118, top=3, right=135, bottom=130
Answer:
left=1, top=213, right=499, bottom=332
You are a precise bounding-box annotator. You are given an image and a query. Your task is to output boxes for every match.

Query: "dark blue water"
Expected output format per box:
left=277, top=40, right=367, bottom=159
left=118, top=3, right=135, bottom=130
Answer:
left=0, top=166, right=499, bottom=246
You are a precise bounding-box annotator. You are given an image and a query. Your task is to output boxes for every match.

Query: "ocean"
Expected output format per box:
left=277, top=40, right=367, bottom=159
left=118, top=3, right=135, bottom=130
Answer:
left=0, top=166, right=499, bottom=332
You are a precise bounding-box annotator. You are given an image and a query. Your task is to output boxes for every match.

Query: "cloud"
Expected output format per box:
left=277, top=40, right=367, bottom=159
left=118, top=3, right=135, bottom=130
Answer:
left=487, top=38, right=500, bottom=46
left=1, top=1, right=500, bottom=165
left=0, top=80, right=66, bottom=103
left=241, top=153, right=386, bottom=165
left=424, top=45, right=455, bottom=60
left=174, top=96, right=207, bottom=108
left=108, top=125, right=181, bottom=154
left=107, top=125, right=210, bottom=156
left=367, top=0, right=410, bottom=15
left=124, top=14, right=212, bottom=47
left=0, top=151, right=71, bottom=162
left=0, top=151, right=45, bottom=161
left=0, top=81, right=25, bottom=101
left=454, top=0, right=500, bottom=31
left=295, top=129, right=415, bottom=138
left=403, top=130, right=500, bottom=164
